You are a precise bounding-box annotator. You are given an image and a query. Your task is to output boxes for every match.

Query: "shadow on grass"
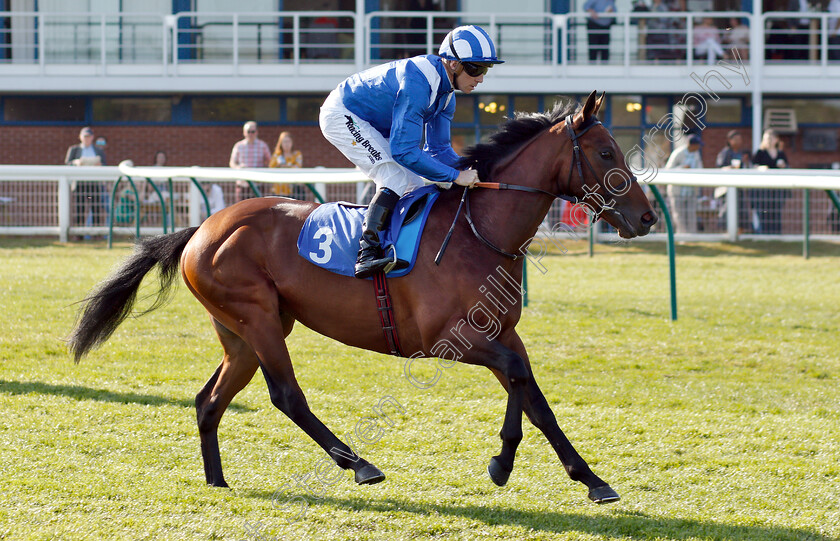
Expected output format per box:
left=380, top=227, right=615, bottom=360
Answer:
left=245, top=491, right=830, bottom=540
left=0, top=379, right=253, bottom=411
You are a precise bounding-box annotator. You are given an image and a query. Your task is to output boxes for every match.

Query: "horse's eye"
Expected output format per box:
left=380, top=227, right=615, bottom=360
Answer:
left=600, top=151, right=613, bottom=160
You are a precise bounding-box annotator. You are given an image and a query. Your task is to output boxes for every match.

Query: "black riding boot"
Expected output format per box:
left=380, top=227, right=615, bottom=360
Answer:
left=354, top=187, right=400, bottom=279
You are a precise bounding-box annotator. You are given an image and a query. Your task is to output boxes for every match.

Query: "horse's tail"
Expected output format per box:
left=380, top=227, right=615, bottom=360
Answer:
left=67, top=226, right=199, bottom=363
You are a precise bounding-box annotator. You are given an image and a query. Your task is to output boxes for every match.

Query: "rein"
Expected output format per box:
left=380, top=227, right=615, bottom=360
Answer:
left=436, top=116, right=625, bottom=263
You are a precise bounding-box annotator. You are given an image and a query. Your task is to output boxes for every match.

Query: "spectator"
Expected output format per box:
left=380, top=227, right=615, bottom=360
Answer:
left=229, top=120, right=271, bottom=201
left=206, top=183, right=226, bottom=216
left=269, top=131, right=305, bottom=199
left=715, top=130, right=754, bottom=233
left=693, top=16, right=724, bottom=64
left=752, top=129, right=791, bottom=234
left=584, top=0, right=616, bottom=63
left=665, top=134, right=703, bottom=234
left=829, top=0, right=840, bottom=61
left=787, top=0, right=812, bottom=61
left=145, top=149, right=171, bottom=210
left=65, top=126, right=107, bottom=230
left=154, top=150, right=167, bottom=167
left=645, top=0, right=673, bottom=61
left=724, top=17, right=750, bottom=60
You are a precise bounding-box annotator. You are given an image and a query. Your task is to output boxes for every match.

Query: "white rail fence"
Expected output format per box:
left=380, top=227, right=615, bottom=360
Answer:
left=1, top=164, right=839, bottom=245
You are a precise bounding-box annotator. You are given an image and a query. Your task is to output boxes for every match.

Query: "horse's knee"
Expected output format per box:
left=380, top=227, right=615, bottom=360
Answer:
left=196, top=395, right=223, bottom=433
left=505, top=355, right=530, bottom=386
left=267, top=384, right=308, bottom=420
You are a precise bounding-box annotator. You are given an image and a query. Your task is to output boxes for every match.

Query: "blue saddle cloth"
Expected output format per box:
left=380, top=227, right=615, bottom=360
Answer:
left=297, top=185, right=440, bottom=278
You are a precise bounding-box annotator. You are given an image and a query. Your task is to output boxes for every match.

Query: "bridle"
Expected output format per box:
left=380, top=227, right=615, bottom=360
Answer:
left=435, top=115, right=635, bottom=263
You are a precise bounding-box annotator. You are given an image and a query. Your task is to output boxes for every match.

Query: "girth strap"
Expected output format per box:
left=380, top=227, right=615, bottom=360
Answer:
left=372, top=271, right=404, bottom=357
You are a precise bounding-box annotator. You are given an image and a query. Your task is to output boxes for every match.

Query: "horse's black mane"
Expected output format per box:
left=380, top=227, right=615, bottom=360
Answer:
left=455, top=100, right=582, bottom=181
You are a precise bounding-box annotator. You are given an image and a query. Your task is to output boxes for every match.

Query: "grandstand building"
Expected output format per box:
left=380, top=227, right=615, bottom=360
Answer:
left=1, top=0, right=839, bottom=173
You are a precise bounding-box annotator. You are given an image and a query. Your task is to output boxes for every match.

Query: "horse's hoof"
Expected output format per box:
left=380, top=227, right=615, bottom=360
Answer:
left=588, top=484, right=620, bottom=504
left=487, top=457, right=512, bottom=487
left=354, top=464, right=385, bottom=485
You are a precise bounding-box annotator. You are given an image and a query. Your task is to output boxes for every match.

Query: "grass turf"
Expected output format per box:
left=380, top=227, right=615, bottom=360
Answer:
left=0, top=237, right=838, bottom=540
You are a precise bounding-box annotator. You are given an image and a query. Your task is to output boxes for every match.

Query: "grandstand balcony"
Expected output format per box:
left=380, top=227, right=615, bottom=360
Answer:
left=0, top=10, right=838, bottom=95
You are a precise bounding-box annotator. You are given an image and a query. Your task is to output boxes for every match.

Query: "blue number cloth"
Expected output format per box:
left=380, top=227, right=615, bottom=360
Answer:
left=297, top=185, right=440, bottom=278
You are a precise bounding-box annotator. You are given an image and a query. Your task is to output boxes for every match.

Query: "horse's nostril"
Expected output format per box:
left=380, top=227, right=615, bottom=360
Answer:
left=641, top=211, right=658, bottom=227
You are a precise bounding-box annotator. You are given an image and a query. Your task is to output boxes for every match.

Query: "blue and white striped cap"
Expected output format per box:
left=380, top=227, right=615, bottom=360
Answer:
left=438, top=25, right=504, bottom=64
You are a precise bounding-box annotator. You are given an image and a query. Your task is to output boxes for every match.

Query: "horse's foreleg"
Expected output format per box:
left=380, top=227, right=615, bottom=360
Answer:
left=196, top=319, right=259, bottom=487
left=250, top=333, right=385, bottom=486
left=522, top=377, right=619, bottom=503
left=500, top=332, right=619, bottom=503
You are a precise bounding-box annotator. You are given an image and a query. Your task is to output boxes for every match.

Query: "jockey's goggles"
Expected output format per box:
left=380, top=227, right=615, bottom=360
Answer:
left=446, top=32, right=492, bottom=78
left=460, top=61, right=490, bottom=77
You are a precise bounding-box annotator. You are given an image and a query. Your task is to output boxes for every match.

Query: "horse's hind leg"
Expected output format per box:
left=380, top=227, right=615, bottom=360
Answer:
left=456, top=338, right=530, bottom=487
left=196, top=318, right=259, bottom=487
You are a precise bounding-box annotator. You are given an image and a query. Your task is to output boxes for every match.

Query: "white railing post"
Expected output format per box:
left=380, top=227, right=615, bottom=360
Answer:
left=233, top=13, right=239, bottom=72
left=58, top=176, right=70, bottom=243
left=356, top=4, right=366, bottom=70
left=38, top=13, right=45, bottom=73
left=623, top=13, right=630, bottom=70
left=726, top=186, right=738, bottom=241
left=751, top=11, right=764, bottom=154
left=100, top=13, right=107, bottom=72
left=686, top=13, right=693, bottom=69
left=821, top=13, right=829, bottom=69
left=293, top=14, right=300, bottom=68
left=189, top=182, right=201, bottom=226
left=171, top=14, right=180, bottom=72
left=162, top=15, right=170, bottom=74
left=427, top=14, right=434, bottom=55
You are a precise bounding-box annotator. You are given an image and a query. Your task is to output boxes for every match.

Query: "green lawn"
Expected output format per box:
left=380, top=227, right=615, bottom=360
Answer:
left=1, top=238, right=838, bottom=541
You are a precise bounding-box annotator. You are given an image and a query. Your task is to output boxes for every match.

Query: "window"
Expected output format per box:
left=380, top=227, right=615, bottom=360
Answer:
left=285, top=97, right=325, bottom=123
left=92, top=98, right=171, bottom=122
left=704, top=97, right=742, bottom=124
left=453, top=96, right=475, bottom=124
left=192, top=97, right=279, bottom=122
left=477, top=95, right=507, bottom=126
left=644, top=97, right=670, bottom=126
left=513, top=96, right=539, bottom=114
left=3, top=97, right=86, bottom=122
left=543, top=94, right=574, bottom=113
left=450, top=127, right=475, bottom=155
left=763, top=98, right=840, bottom=125
left=611, top=95, right=643, bottom=126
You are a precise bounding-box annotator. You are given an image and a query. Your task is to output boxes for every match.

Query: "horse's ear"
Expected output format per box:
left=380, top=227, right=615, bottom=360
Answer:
left=594, top=91, right=606, bottom=116
left=573, top=90, right=598, bottom=128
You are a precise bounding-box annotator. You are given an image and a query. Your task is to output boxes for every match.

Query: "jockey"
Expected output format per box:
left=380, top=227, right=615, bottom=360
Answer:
left=319, top=25, right=503, bottom=279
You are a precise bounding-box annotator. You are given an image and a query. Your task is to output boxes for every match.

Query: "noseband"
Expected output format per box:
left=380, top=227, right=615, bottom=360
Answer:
left=435, top=116, right=634, bottom=263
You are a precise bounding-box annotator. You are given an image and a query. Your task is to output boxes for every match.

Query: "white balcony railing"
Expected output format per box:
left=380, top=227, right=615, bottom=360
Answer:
left=4, top=10, right=840, bottom=70
left=1, top=10, right=839, bottom=93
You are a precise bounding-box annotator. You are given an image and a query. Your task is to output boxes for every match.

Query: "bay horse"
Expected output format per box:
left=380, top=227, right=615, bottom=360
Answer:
left=68, top=91, right=657, bottom=504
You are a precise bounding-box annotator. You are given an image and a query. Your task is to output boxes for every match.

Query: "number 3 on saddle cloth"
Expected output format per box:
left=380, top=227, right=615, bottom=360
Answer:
left=297, top=185, right=440, bottom=278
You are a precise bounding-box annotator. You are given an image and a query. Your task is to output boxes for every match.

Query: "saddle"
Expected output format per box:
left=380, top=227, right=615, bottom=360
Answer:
left=297, top=185, right=440, bottom=278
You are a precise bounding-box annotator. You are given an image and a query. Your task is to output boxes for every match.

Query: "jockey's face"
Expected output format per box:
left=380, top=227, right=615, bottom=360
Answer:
left=453, top=62, right=485, bottom=94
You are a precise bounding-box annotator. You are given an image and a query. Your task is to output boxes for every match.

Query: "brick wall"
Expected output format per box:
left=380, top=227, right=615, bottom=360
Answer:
left=0, top=125, right=353, bottom=168
left=674, top=126, right=840, bottom=170
left=2, top=124, right=837, bottom=170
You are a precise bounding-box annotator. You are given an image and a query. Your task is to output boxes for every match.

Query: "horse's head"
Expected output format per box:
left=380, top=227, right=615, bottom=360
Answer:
left=557, top=91, right=657, bottom=238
